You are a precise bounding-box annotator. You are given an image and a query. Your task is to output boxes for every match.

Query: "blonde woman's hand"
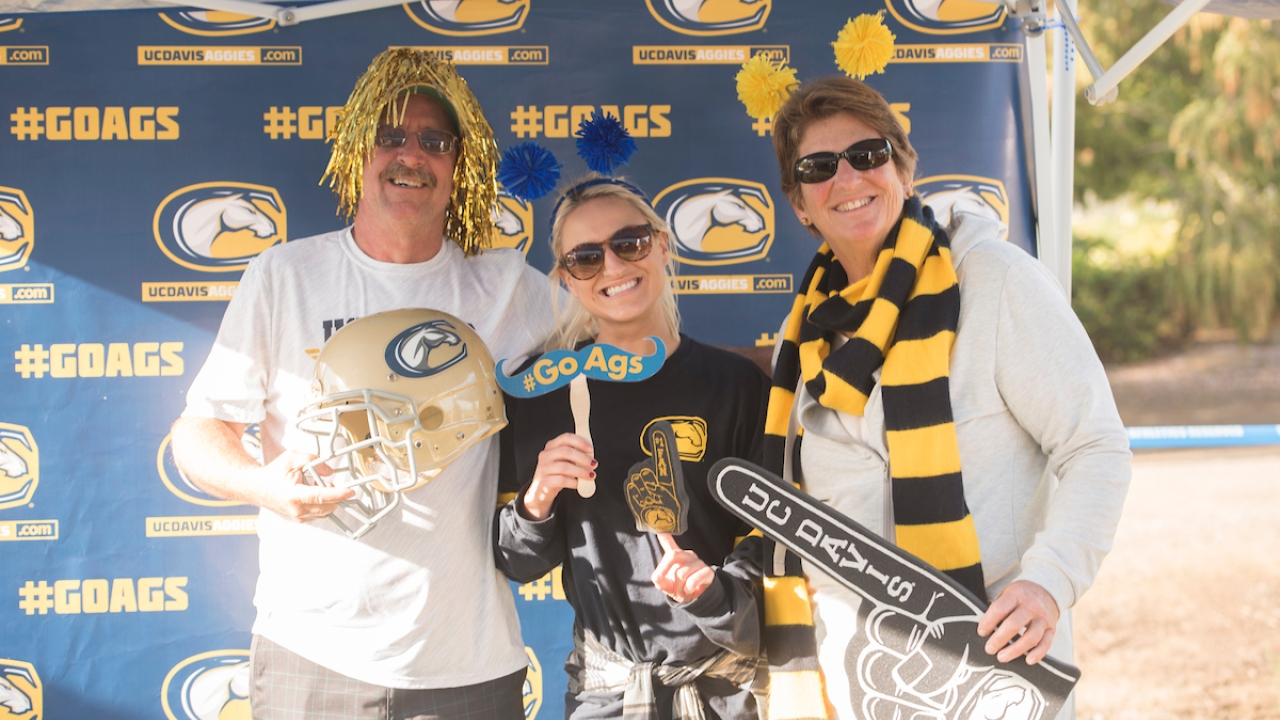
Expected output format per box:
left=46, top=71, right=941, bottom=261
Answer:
left=651, top=533, right=715, bottom=603
left=522, top=433, right=595, bottom=520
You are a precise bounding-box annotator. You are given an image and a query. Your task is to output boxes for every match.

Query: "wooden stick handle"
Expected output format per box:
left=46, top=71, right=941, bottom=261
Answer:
left=569, top=375, right=596, bottom=498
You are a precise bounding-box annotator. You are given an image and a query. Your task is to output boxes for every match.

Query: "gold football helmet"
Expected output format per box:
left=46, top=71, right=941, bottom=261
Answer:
left=296, top=308, right=506, bottom=539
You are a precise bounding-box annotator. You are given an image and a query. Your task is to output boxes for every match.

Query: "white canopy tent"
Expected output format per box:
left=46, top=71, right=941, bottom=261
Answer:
left=995, top=0, right=1279, bottom=297
left=4, top=0, right=1277, bottom=297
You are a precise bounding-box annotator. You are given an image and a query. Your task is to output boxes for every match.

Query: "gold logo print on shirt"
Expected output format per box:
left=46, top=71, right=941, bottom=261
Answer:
left=640, top=415, right=708, bottom=462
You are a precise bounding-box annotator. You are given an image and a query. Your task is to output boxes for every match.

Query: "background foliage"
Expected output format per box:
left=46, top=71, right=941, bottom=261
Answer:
left=1071, top=0, right=1280, bottom=357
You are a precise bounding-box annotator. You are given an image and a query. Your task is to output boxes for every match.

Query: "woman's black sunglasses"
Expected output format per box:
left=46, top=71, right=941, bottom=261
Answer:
left=375, top=126, right=457, bottom=155
left=559, top=225, right=654, bottom=281
left=794, top=138, right=893, bottom=184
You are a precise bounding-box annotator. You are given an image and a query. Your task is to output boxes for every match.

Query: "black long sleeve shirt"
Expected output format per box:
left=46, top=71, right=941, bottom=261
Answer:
left=495, top=337, right=769, bottom=671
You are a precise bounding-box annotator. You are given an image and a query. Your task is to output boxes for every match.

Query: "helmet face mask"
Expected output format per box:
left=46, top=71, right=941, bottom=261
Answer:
left=296, top=309, right=507, bottom=539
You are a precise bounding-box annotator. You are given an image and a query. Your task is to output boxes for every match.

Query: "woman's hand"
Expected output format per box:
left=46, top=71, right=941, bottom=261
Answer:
left=522, top=433, right=595, bottom=520
left=651, top=533, right=715, bottom=603
left=976, top=580, right=1060, bottom=664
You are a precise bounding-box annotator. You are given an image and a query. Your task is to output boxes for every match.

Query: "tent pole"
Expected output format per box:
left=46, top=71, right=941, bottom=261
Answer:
left=1051, top=0, right=1078, bottom=298
left=284, top=0, right=414, bottom=25
left=1025, top=29, right=1060, bottom=294
left=1085, top=0, right=1213, bottom=103
left=148, top=0, right=280, bottom=21
left=146, top=0, right=410, bottom=24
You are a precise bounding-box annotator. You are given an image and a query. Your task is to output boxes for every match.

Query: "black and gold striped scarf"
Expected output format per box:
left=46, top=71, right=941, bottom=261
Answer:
left=760, top=197, right=984, bottom=715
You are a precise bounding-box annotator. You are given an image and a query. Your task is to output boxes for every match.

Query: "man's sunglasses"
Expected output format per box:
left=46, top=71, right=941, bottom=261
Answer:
left=559, top=225, right=654, bottom=281
left=794, top=138, right=893, bottom=184
left=375, top=126, right=457, bottom=155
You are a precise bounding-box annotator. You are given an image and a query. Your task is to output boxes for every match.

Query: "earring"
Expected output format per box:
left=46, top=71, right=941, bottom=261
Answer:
left=800, top=217, right=811, bottom=226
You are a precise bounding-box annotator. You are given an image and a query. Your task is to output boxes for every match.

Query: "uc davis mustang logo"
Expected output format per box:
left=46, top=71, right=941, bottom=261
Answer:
left=917, top=175, right=1009, bottom=228
left=404, top=0, right=529, bottom=36
left=522, top=647, right=542, bottom=719
left=161, top=650, right=250, bottom=720
left=0, top=18, right=22, bottom=32
left=653, top=178, right=774, bottom=266
left=641, top=416, right=708, bottom=463
left=885, top=0, right=1006, bottom=35
left=646, top=0, right=770, bottom=35
left=158, top=10, right=275, bottom=35
left=158, top=427, right=258, bottom=507
left=154, top=183, right=287, bottom=272
left=386, top=320, right=468, bottom=378
left=0, top=188, right=34, bottom=274
left=0, top=424, right=38, bottom=511
left=491, top=189, right=533, bottom=255
left=0, top=659, right=41, bottom=720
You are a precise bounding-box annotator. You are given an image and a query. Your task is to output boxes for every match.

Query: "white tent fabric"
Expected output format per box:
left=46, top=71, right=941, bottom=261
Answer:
left=2, top=0, right=187, bottom=10
left=1166, top=0, right=1280, bottom=19
left=0, top=0, right=400, bottom=26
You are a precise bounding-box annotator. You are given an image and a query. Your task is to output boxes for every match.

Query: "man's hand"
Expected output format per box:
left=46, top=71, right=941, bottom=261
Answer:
left=976, top=580, right=1060, bottom=664
left=253, top=451, right=354, bottom=522
left=522, top=433, right=595, bottom=520
left=170, top=417, right=354, bottom=522
left=651, top=533, right=715, bottom=604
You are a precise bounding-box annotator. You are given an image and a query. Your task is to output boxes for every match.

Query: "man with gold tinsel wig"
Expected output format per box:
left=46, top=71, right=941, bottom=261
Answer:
left=171, top=49, right=557, bottom=718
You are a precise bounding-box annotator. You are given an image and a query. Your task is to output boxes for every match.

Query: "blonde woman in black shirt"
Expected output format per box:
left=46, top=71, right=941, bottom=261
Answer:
left=495, top=176, right=770, bottom=720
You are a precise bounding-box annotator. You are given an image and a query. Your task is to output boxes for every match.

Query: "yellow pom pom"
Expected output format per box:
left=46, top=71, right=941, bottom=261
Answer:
left=735, top=53, right=799, bottom=120
left=833, top=12, right=896, bottom=81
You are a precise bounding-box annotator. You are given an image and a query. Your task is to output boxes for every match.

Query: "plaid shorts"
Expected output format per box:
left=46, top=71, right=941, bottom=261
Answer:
left=250, top=634, right=527, bottom=720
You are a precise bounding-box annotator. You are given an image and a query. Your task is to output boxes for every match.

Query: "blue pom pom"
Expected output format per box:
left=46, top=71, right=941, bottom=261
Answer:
left=575, top=112, right=637, bottom=175
left=497, top=142, right=562, bottom=201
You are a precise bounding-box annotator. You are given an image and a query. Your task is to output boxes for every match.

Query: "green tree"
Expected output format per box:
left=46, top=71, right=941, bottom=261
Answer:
left=1074, top=2, right=1280, bottom=342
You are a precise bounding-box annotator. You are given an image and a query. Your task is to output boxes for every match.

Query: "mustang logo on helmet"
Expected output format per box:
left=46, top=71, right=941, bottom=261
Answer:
left=386, top=320, right=468, bottom=378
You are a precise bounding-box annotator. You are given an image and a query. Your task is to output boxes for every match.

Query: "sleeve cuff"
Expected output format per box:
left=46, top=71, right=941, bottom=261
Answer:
left=1015, top=561, right=1075, bottom=614
left=511, top=493, right=558, bottom=535
left=674, top=569, right=729, bottom=618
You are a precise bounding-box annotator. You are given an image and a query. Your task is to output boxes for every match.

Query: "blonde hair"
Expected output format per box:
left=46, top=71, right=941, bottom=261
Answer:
left=546, top=176, right=680, bottom=351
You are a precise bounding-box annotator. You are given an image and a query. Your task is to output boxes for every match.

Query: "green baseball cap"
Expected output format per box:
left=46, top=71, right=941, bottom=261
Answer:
left=406, top=84, right=460, bottom=134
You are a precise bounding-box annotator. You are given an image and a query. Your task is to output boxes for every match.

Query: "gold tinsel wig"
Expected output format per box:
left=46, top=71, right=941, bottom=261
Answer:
left=321, top=48, right=499, bottom=255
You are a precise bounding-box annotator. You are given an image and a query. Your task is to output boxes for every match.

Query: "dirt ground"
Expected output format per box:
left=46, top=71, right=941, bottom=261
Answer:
left=1073, top=446, right=1280, bottom=720
left=1073, top=340, right=1280, bottom=719
left=1105, top=340, right=1280, bottom=427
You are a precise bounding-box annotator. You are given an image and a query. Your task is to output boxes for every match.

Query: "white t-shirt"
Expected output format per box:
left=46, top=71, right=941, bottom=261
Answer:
left=183, top=227, right=557, bottom=689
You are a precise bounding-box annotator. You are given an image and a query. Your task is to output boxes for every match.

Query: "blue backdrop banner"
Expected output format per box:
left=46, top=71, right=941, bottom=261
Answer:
left=0, top=1, right=1035, bottom=718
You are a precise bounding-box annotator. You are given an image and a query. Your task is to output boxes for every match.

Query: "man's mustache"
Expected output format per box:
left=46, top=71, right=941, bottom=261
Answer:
left=380, top=163, right=437, bottom=189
